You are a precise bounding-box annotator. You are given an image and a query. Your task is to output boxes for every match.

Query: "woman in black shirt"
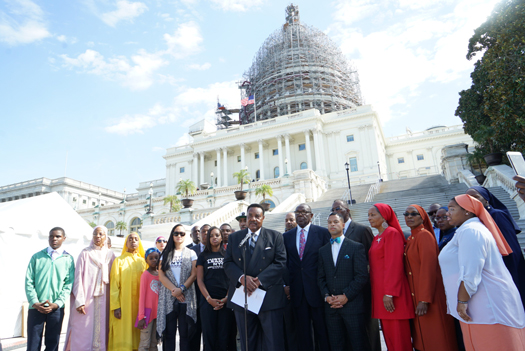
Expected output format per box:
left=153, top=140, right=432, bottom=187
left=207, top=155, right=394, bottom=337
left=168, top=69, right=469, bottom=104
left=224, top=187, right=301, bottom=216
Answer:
left=196, top=226, right=234, bottom=351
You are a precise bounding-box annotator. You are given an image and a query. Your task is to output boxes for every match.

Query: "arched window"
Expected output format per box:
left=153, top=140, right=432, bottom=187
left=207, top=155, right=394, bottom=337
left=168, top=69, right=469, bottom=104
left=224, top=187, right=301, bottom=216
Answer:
left=105, top=221, right=115, bottom=236
left=300, top=162, right=307, bottom=170
left=274, top=167, right=279, bottom=178
left=260, top=199, right=276, bottom=209
left=256, top=170, right=260, bottom=180
left=130, top=217, right=142, bottom=234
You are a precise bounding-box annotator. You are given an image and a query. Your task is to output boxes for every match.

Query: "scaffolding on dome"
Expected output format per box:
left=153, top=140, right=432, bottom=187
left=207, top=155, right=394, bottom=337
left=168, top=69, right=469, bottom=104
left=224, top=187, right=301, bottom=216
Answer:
left=238, top=3, right=362, bottom=125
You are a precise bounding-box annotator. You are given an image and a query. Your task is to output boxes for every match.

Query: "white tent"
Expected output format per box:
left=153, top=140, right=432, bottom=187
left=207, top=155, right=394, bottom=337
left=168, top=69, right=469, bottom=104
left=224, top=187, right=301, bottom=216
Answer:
left=0, top=193, right=92, bottom=338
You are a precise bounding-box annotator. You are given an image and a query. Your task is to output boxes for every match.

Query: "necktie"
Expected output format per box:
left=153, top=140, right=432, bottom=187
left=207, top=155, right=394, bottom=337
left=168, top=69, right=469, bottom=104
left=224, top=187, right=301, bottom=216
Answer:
left=250, top=232, right=256, bottom=254
left=330, top=237, right=341, bottom=245
left=299, top=229, right=305, bottom=260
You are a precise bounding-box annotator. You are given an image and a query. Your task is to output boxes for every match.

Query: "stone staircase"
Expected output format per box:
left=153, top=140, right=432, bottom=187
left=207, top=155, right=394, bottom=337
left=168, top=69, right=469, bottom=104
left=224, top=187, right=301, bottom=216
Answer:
left=228, top=175, right=525, bottom=252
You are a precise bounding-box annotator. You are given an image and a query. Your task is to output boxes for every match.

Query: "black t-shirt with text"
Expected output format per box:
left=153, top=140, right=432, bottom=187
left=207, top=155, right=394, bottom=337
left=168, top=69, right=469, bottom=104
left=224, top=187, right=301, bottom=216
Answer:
left=197, top=250, right=229, bottom=299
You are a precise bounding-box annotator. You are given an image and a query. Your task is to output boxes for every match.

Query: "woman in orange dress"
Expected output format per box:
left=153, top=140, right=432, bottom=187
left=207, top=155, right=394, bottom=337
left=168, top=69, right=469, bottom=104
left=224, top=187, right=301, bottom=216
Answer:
left=368, top=203, right=414, bottom=351
left=403, top=204, right=458, bottom=351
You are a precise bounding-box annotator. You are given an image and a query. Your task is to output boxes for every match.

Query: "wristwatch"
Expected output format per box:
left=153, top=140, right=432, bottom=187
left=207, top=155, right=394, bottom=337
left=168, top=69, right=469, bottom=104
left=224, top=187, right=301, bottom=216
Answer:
left=180, top=285, right=187, bottom=294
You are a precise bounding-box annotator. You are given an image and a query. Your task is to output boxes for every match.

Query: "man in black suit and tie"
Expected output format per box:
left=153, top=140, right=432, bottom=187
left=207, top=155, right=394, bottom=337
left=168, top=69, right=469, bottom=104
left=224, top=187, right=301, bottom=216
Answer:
left=224, top=203, right=287, bottom=351
left=283, top=204, right=330, bottom=351
left=318, top=212, right=370, bottom=351
left=331, top=200, right=380, bottom=351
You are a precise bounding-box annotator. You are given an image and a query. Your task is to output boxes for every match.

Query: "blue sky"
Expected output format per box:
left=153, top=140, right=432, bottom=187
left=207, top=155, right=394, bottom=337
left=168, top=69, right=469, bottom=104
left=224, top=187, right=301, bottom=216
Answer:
left=0, top=0, right=499, bottom=192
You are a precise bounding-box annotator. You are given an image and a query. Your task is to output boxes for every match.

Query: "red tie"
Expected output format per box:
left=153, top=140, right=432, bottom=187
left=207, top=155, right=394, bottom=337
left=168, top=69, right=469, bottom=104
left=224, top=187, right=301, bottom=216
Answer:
left=299, top=229, right=305, bottom=260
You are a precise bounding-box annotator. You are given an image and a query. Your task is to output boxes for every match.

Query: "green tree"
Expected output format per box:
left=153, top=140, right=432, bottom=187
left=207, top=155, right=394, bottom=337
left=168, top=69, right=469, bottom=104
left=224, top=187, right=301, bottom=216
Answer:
left=88, top=221, right=96, bottom=228
left=176, top=179, right=197, bottom=198
left=116, top=221, right=127, bottom=236
left=163, top=195, right=182, bottom=212
left=456, top=0, right=525, bottom=152
left=255, top=184, right=274, bottom=201
left=233, top=169, right=251, bottom=192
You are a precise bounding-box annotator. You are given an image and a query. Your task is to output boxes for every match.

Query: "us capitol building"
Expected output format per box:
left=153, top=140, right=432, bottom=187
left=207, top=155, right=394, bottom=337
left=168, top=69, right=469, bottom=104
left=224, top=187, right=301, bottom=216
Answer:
left=0, top=5, right=473, bottom=240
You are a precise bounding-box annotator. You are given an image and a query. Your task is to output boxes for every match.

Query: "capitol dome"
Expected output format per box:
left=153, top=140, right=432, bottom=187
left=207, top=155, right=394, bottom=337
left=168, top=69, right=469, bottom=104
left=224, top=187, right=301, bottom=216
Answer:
left=239, top=4, right=362, bottom=123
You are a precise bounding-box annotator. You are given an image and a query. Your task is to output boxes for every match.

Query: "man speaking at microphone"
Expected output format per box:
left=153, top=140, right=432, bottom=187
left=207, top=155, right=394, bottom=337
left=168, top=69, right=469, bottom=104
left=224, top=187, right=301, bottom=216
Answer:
left=224, top=203, right=287, bottom=351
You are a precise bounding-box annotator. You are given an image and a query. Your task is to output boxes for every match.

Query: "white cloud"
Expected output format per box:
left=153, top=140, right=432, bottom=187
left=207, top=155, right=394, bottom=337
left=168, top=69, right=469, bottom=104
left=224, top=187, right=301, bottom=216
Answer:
left=174, top=133, right=192, bottom=147
left=56, top=34, right=77, bottom=44
left=164, top=21, right=203, bottom=58
left=329, top=0, right=499, bottom=122
left=0, top=0, right=51, bottom=45
left=188, top=62, right=211, bottom=70
left=60, top=49, right=168, bottom=90
left=209, top=0, right=264, bottom=12
left=105, top=80, right=240, bottom=135
left=160, top=13, right=173, bottom=21
left=100, top=0, right=148, bottom=27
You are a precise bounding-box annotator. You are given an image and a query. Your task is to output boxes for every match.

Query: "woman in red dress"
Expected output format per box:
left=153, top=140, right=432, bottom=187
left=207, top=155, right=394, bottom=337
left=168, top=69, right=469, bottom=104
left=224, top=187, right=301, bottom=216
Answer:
left=368, top=203, right=414, bottom=351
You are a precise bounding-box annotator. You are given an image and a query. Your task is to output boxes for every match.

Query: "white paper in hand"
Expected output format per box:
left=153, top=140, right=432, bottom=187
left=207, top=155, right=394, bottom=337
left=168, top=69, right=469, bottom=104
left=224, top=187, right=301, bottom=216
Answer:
left=231, top=286, right=266, bottom=315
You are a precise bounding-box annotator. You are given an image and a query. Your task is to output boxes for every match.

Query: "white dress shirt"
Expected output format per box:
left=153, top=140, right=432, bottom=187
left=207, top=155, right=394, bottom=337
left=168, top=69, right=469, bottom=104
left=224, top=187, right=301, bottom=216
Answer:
left=439, top=218, right=525, bottom=327
left=331, top=234, right=345, bottom=266
left=296, top=223, right=311, bottom=254
left=344, top=219, right=352, bottom=235
left=47, top=247, right=64, bottom=261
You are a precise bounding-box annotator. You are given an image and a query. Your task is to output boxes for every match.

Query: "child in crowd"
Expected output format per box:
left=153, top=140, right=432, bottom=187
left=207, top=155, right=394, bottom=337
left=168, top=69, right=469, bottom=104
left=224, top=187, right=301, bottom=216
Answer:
left=137, top=248, right=161, bottom=351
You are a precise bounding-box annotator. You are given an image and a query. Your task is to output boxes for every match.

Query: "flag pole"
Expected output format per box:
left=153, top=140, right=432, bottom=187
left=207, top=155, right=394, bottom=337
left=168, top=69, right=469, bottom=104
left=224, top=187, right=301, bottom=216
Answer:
left=253, top=92, right=257, bottom=121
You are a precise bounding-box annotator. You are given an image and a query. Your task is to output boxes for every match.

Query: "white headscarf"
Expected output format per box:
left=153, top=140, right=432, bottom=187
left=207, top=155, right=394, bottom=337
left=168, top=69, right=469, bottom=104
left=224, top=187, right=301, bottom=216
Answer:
left=89, top=225, right=111, bottom=296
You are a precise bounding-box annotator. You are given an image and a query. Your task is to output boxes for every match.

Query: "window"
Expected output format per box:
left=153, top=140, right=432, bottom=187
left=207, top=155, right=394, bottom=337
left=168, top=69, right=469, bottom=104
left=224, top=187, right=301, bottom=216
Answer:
left=237, top=156, right=241, bottom=162
left=92, top=202, right=96, bottom=206
left=300, top=162, right=307, bottom=169
left=105, top=221, right=115, bottom=236
left=130, top=217, right=142, bottom=234
left=299, top=144, right=305, bottom=151
left=417, top=154, right=424, bottom=161
left=255, top=152, right=259, bottom=159
left=349, top=157, right=358, bottom=172
left=346, top=135, right=354, bottom=142
left=180, top=167, right=185, bottom=173
left=272, top=149, right=278, bottom=156
left=73, top=197, right=77, bottom=202
left=83, top=199, right=86, bottom=204
left=214, top=160, right=217, bottom=166
left=274, top=167, right=280, bottom=178
left=256, top=170, right=260, bottom=179
left=398, top=157, right=405, bottom=164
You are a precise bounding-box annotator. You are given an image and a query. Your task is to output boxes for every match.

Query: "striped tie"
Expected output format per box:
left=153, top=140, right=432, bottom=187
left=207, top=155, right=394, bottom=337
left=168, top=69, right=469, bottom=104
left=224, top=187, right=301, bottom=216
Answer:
left=250, top=232, right=256, bottom=254
left=299, top=228, right=305, bottom=260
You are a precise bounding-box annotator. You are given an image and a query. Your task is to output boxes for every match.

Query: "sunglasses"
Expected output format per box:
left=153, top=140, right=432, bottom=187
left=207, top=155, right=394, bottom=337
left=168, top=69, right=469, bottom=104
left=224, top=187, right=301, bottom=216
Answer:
left=435, top=216, right=448, bottom=221
left=173, top=232, right=186, bottom=237
left=427, top=210, right=438, bottom=216
left=403, top=212, right=421, bottom=217
left=331, top=206, right=344, bottom=212
left=157, top=240, right=167, bottom=243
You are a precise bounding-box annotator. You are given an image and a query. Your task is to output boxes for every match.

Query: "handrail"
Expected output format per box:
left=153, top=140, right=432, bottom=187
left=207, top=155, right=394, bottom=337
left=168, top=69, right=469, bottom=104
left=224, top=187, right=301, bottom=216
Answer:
left=312, top=212, right=321, bottom=226
left=457, top=170, right=479, bottom=188
left=272, top=193, right=305, bottom=213
left=341, top=189, right=350, bottom=204
left=364, top=180, right=381, bottom=203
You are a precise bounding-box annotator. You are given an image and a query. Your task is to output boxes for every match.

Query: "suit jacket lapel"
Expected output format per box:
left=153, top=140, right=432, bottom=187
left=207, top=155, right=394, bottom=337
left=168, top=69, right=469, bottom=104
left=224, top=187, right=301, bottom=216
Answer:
left=290, top=228, right=300, bottom=261
left=334, top=239, right=348, bottom=273
left=302, top=226, right=314, bottom=257
left=345, top=221, right=354, bottom=238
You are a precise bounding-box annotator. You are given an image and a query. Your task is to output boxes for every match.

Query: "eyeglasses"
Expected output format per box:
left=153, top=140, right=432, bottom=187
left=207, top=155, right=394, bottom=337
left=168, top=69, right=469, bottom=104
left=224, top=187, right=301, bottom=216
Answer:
left=427, top=210, right=438, bottom=216
left=172, top=232, right=186, bottom=237
left=403, top=212, right=421, bottom=217
left=331, top=206, right=344, bottom=212
left=157, top=240, right=167, bottom=243
left=294, top=211, right=312, bottom=216
left=435, top=216, right=447, bottom=221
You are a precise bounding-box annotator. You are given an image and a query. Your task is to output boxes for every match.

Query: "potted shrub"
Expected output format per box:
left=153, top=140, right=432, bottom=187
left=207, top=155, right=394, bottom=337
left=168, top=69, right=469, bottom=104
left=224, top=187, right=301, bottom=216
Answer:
left=233, top=169, right=251, bottom=200
left=176, top=179, right=197, bottom=208
left=115, top=221, right=127, bottom=237
left=255, top=184, right=274, bottom=211
left=163, top=195, right=182, bottom=212
left=467, top=148, right=488, bottom=184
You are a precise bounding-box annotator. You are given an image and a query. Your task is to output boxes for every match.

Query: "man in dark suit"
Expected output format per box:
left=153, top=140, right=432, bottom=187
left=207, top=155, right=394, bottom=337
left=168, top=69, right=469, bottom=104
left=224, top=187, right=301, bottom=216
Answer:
left=224, top=203, right=287, bottom=351
left=331, top=199, right=380, bottom=351
left=318, top=212, right=370, bottom=351
left=190, top=224, right=210, bottom=351
left=283, top=204, right=330, bottom=351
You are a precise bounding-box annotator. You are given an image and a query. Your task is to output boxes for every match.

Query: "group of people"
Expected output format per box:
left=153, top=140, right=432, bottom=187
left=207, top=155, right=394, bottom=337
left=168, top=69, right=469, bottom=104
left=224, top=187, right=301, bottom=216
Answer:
left=23, top=176, right=525, bottom=351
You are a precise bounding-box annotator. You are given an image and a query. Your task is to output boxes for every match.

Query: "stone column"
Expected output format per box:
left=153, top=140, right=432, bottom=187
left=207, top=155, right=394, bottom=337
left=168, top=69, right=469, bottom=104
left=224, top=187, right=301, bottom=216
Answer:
left=240, top=143, right=246, bottom=170
left=258, top=139, right=265, bottom=181
left=335, top=131, right=344, bottom=173
left=276, top=135, right=284, bottom=178
left=304, top=130, right=313, bottom=170
left=216, top=149, right=222, bottom=188
left=192, top=154, right=198, bottom=186
left=312, top=129, right=322, bottom=172
left=318, top=130, right=327, bottom=173
left=199, top=152, right=204, bottom=186
left=284, top=134, right=292, bottom=175
left=223, top=148, right=228, bottom=187
left=165, top=164, right=171, bottom=195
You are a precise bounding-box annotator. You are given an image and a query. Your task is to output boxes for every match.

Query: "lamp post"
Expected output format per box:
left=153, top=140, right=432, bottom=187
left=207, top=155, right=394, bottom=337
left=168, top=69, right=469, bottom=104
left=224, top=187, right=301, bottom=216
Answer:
left=344, top=162, right=355, bottom=205
left=146, top=182, right=154, bottom=215
left=284, top=158, right=289, bottom=176
left=377, top=161, right=383, bottom=182
left=210, top=172, right=214, bottom=189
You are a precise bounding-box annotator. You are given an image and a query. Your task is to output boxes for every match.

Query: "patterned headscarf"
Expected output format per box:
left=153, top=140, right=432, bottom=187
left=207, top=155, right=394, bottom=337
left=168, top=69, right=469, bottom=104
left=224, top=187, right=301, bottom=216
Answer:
left=145, top=247, right=161, bottom=260
left=374, top=203, right=406, bottom=243
left=455, top=194, right=512, bottom=256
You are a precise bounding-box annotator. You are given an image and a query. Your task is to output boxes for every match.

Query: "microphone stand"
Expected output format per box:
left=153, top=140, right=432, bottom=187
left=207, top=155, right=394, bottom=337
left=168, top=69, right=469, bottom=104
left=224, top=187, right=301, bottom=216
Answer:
left=238, top=232, right=251, bottom=351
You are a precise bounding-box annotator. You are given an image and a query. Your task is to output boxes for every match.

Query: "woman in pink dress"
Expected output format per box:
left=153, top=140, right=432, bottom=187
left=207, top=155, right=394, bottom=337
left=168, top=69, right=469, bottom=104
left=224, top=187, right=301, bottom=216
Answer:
left=64, top=226, right=116, bottom=351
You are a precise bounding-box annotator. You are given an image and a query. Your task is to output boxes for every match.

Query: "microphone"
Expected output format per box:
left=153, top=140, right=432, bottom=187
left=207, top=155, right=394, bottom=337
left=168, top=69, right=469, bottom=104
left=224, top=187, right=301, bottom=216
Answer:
left=238, top=232, right=252, bottom=248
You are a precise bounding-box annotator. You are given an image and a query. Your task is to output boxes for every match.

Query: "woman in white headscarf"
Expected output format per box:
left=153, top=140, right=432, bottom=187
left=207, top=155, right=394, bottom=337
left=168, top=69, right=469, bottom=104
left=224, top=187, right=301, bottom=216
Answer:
left=64, top=226, right=116, bottom=351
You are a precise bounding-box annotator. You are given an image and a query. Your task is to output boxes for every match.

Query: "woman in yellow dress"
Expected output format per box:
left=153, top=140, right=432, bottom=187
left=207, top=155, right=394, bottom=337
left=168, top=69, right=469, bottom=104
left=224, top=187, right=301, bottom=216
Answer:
left=109, top=232, right=147, bottom=351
